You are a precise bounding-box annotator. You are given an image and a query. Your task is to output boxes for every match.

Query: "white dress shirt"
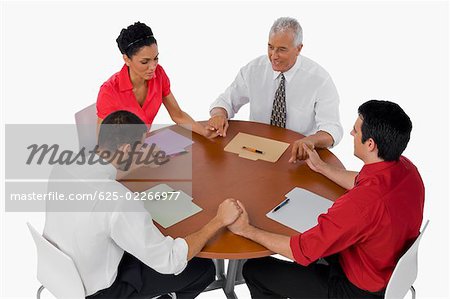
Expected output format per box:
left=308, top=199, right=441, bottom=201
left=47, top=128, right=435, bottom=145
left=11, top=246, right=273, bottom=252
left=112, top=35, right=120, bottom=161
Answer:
left=210, top=55, right=343, bottom=145
left=43, top=160, right=188, bottom=296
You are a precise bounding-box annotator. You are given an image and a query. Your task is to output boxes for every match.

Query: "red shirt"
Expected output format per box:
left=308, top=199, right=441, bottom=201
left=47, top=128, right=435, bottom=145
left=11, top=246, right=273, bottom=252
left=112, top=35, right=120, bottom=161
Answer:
left=96, top=64, right=171, bottom=124
left=290, top=156, right=424, bottom=292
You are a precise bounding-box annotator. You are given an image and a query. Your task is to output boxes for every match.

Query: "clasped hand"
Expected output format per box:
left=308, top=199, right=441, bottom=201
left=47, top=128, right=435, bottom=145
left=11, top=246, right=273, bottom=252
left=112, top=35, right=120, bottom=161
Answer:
left=207, top=114, right=229, bottom=137
left=289, top=137, right=315, bottom=162
left=215, top=198, right=250, bottom=235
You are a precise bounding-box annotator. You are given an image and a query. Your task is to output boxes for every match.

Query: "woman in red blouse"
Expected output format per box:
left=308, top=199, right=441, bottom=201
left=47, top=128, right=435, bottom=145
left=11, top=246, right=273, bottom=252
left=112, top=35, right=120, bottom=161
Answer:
left=97, top=22, right=217, bottom=138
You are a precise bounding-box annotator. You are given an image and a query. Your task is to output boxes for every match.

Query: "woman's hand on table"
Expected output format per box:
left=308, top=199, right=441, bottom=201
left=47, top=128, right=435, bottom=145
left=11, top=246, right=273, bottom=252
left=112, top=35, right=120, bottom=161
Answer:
left=202, top=125, right=221, bottom=139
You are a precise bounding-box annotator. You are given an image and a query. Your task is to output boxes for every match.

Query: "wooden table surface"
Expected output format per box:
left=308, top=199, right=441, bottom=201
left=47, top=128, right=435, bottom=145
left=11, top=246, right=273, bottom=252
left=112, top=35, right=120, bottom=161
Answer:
left=123, top=120, right=346, bottom=259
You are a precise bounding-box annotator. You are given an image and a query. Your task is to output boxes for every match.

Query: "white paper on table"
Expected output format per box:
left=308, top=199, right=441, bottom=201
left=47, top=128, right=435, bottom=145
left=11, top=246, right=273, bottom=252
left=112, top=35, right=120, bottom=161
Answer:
left=266, top=187, right=333, bottom=233
left=145, top=129, right=194, bottom=156
left=143, top=184, right=201, bottom=228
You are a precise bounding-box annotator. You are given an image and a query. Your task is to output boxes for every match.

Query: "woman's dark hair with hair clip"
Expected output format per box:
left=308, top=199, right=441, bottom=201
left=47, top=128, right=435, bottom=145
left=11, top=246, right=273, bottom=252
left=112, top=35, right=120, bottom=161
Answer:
left=116, top=22, right=157, bottom=58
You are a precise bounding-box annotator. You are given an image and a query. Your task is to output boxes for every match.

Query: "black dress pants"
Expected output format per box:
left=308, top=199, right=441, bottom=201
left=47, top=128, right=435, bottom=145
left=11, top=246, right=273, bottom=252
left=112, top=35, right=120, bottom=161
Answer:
left=242, top=256, right=385, bottom=299
left=87, top=252, right=215, bottom=299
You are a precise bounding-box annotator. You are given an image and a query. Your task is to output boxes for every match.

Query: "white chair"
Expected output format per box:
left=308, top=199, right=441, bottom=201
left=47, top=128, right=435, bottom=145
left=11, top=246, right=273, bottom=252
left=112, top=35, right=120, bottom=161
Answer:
left=74, top=103, right=97, bottom=151
left=385, top=220, right=430, bottom=299
left=28, top=222, right=176, bottom=299
left=27, top=222, right=85, bottom=299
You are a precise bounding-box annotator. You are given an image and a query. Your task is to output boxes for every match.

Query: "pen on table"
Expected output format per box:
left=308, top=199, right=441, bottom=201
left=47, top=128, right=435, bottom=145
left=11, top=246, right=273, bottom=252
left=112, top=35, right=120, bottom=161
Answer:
left=242, top=146, right=264, bottom=154
left=272, top=198, right=290, bottom=213
left=169, top=150, right=189, bottom=157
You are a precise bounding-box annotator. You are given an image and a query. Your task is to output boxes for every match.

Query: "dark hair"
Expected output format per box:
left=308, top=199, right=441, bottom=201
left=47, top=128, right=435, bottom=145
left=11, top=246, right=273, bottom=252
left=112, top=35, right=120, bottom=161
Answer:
left=358, top=100, right=412, bottom=161
left=98, top=110, right=147, bottom=152
left=116, top=22, right=157, bottom=58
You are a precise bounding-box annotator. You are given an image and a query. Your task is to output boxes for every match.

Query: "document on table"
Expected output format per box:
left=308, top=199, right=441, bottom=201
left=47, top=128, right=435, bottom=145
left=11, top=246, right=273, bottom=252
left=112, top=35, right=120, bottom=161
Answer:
left=143, top=184, right=202, bottom=228
left=224, top=132, right=290, bottom=162
left=266, top=187, right=333, bottom=233
left=145, top=129, right=194, bottom=156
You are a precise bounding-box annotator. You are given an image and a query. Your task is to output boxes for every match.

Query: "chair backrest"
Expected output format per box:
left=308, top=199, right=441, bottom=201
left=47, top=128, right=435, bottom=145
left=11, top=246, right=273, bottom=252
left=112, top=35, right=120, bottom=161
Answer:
left=74, top=103, right=97, bottom=151
left=27, top=222, right=85, bottom=299
left=385, top=220, right=430, bottom=299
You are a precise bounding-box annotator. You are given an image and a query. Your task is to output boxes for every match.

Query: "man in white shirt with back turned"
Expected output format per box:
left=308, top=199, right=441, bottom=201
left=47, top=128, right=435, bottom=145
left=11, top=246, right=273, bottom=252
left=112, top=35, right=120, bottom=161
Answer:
left=44, top=110, right=242, bottom=298
left=208, top=17, right=343, bottom=161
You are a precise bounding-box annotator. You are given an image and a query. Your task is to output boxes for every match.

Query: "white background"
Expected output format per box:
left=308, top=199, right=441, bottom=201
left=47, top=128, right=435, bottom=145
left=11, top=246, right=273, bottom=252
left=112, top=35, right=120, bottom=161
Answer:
left=1, top=1, right=449, bottom=298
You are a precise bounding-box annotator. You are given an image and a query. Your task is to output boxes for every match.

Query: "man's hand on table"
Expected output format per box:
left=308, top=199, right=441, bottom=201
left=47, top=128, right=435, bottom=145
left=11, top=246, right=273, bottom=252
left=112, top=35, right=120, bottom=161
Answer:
left=207, top=108, right=229, bottom=137
left=303, top=144, right=359, bottom=190
left=227, top=200, right=253, bottom=237
left=302, top=143, right=327, bottom=174
left=184, top=198, right=242, bottom=260
left=215, top=198, right=243, bottom=227
left=289, top=131, right=334, bottom=163
left=224, top=200, right=294, bottom=260
left=289, top=136, right=315, bottom=162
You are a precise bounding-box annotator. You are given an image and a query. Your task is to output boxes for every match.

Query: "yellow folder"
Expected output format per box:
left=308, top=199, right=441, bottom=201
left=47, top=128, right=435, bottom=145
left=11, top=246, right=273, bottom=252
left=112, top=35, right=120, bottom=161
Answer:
left=224, top=132, right=290, bottom=163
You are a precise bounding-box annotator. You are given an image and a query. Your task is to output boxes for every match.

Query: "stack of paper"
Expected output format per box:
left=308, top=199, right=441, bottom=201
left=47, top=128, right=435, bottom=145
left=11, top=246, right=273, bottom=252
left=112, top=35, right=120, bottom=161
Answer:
left=266, top=187, right=333, bottom=233
left=143, top=184, right=202, bottom=228
left=145, top=129, right=194, bottom=156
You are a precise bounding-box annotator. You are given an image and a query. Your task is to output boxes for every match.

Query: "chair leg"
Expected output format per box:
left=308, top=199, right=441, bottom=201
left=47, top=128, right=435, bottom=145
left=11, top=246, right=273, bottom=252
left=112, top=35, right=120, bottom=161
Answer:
left=36, top=285, right=45, bottom=299
left=410, top=285, right=416, bottom=299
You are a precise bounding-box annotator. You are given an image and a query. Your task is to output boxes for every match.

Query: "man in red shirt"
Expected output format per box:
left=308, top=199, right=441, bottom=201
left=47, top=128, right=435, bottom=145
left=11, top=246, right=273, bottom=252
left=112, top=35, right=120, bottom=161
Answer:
left=228, top=100, right=424, bottom=298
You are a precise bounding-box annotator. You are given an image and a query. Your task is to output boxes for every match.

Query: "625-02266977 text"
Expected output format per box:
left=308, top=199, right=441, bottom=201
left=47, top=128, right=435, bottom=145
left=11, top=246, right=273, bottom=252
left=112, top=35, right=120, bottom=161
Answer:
left=9, top=191, right=181, bottom=202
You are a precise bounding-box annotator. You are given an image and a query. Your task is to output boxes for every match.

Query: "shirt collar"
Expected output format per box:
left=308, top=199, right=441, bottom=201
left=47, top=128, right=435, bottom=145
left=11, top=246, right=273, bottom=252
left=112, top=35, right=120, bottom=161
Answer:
left=272, top=55, right=302, bottom=83
left=118, top=64, right=133, bottom=92
left=356, top=159, right=398, bottom=183
left=63, top=154, right=118, bottom=181
left=118, top=64, right=157, bottom=92
left=100, top=158, right=118, bottom=180
left=89, top=154, right=118, bottom=180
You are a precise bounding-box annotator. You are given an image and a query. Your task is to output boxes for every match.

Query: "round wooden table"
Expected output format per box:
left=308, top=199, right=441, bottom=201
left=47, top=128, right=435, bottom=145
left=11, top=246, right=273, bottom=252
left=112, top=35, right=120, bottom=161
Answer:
left=123, top=120, right=346, bottom=298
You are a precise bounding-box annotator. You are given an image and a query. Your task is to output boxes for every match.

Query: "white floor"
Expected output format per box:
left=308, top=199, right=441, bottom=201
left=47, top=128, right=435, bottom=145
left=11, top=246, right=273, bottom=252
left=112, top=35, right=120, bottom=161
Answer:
left=198, top=284, right=251, bottom=299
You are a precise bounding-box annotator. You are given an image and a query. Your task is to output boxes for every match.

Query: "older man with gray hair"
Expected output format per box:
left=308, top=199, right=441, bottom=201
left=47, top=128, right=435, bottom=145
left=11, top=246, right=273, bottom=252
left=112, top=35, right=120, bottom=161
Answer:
left=208, top=17, right=343, bottom=161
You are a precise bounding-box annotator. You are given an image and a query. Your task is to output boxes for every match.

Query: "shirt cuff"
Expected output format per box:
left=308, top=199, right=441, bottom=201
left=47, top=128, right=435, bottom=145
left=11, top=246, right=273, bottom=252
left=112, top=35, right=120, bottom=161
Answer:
left=209, top=102, right=233, bottom=119
left=290, top=234, right=311, bottom=266
left=318, top=124, right=343, bottom=148
left=162, top=88, right=171, bottom=98
left=172, top=238, right=189, bottom=275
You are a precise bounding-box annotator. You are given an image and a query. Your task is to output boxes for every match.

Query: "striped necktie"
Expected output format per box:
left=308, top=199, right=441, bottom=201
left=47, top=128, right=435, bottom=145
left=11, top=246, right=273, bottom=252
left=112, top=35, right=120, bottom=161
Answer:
left=270, top=73, right=286, bottom=128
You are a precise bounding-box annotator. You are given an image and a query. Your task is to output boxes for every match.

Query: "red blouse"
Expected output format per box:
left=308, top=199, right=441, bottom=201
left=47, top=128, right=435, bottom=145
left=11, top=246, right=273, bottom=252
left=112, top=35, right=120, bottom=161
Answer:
left=97, top=64, right=171, bottom=124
